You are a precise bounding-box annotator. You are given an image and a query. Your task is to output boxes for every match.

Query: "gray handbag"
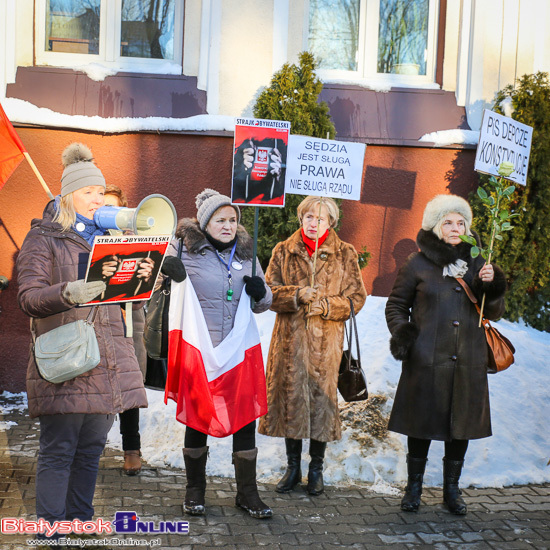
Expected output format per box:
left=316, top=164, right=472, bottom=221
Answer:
left=31, top=307, right=100, bottom=384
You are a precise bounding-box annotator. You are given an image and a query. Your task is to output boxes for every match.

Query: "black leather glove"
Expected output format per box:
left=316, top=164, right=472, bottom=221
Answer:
left=243, top=275, right=267, bottom=301
left=161, top=256, right=187, bottom=283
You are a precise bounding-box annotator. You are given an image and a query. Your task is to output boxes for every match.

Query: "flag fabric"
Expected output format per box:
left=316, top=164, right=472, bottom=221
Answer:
left=0, top=102, right=26, bottom=189
left=165, top=278, right=267, bottom=437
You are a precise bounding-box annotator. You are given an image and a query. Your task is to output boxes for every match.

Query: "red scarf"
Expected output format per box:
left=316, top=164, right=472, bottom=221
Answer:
left=301, top=228, right=329, bottom=257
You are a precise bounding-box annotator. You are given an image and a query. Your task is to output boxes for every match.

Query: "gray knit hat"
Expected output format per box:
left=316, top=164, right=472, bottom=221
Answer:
left=60, top=143, right=106, bottom=197
left=196, top=188, right=240, bottom=230
left=422, top=194, right=472, bottom=231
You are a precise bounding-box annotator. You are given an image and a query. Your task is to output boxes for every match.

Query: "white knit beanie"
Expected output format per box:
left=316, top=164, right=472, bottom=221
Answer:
left=422, top=194, right=472, bottom=231
left=196, top=189, right=240, bottom=230
left=60, top=143, right=105, bottom=197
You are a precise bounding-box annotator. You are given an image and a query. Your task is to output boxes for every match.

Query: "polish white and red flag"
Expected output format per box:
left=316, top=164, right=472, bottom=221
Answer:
left=165, top=279, right=267, bottom=437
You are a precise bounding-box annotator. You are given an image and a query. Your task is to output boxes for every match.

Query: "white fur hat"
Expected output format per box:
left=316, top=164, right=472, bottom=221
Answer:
left=422, top=194, right=472, bottom=231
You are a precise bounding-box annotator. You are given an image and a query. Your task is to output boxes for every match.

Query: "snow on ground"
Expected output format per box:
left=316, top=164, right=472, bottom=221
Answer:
left=1, top=297, right=548, bottom=490
left=104, top=296, right=550, bottom=490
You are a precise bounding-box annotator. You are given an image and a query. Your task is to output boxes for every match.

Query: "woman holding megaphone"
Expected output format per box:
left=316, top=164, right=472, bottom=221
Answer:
left=16, top=143, right=148, bottom=542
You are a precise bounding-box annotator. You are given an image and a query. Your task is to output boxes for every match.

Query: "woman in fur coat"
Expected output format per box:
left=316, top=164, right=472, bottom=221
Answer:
left=258, top=196, right=367, bottom=496
left=385, top=194, right=507, bottom=516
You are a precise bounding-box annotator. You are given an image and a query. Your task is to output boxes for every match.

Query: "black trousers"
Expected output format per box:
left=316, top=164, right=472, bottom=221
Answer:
left=185, top=421, right=256, bottom=452
left=119, top=408, right=140, bottom=451
left=408, top=437, right=469, bottom=461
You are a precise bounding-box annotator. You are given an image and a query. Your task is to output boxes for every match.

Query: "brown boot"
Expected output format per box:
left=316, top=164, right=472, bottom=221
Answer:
left=123, top=450, right=142, bottom=476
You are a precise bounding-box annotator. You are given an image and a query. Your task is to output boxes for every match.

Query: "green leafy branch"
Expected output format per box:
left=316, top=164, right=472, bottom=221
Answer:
left=460, top=162, right=519, bottom=322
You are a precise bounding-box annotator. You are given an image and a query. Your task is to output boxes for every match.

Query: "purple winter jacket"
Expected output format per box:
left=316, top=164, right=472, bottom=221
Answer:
left=16, top=205, right=147, bottom=418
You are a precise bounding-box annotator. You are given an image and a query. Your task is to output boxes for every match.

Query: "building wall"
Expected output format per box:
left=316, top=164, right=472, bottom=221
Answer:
left=217, top=0, right=275, bottom=116
left=459, top=0, right=550, bottom=129
left=0, top=127, right=476, bottom=392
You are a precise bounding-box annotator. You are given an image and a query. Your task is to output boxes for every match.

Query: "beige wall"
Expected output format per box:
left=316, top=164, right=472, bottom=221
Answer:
left=218, top=0, right=275, bottom=116
left=459, top=0, right=550, bottom=129
left=183, top=0, right=202, bottom=77
left=14, top=0, right=33, bottom=69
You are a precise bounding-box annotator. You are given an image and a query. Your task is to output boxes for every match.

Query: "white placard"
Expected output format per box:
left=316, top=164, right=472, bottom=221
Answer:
left=475, top=110, right=533, bottom=186
left=285, top=135, right=366, bottom=200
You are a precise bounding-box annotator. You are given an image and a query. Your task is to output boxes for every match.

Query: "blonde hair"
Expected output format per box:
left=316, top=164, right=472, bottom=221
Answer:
left=53, top=194, right=77, bottom=231
left=297, top=196, right=340, bottom=228
left=432, top=213, right=472, bottom=240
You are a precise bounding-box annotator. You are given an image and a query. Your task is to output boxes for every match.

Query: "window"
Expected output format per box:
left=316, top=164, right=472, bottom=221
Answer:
left=308, top=0, right=438, bottom=85
left=36, top=0, right=183, bottom=73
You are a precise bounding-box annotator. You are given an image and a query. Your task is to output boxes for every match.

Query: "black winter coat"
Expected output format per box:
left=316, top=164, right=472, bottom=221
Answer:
left=385, top=229, right=507, bottom=441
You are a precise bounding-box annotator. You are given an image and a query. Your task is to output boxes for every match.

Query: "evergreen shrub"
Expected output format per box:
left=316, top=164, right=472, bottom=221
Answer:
left=241, top=52, right=336, bottom=269
left=471, top=72, right=550, bottom=330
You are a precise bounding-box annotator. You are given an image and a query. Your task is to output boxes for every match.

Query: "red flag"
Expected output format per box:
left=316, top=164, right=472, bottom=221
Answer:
left=165, top=279, right=267, bottom=437
left=0, top=102, right=27, bottom=189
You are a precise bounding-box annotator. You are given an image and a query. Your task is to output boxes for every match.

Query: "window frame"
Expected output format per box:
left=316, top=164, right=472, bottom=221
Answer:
left=307, top=0, right=440, bottom=88
left=35, top=0, right=184, bottom=74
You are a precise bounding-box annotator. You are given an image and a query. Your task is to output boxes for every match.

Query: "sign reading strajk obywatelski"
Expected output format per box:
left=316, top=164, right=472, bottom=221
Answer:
left=285, top=135, right=366, bottom=200
left=475, top=109, right=533, bottom=186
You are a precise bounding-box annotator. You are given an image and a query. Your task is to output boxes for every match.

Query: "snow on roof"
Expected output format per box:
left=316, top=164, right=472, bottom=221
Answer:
left=419, top=129, right=480, bottom=146
left=2, top=98, right=234, bottom=134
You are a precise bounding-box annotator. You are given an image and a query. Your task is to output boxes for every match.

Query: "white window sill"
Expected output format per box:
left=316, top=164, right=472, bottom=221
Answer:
left=316, top=71, right=441, bottom=93
left=36, top=59, right=183, bottom=82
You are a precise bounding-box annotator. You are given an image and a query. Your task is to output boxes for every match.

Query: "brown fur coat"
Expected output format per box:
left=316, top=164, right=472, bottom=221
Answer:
left=258, top=229, right=367, bottom=442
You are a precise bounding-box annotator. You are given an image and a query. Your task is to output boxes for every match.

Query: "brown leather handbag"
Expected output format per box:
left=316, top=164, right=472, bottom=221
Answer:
left=455, top=277, right=515, bottom=373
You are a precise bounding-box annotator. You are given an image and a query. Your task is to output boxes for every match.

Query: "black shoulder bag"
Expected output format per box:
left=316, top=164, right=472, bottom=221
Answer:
left=338, top=298, right=368, bottom=402
left=144, top=239, right=182, bottom=390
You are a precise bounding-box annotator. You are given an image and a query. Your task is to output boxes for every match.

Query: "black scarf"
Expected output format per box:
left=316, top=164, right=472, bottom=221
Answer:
left=204, top=232, right=237, bottom=252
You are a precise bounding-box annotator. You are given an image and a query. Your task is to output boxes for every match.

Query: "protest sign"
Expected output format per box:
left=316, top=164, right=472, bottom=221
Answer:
left=232, top=117, right=291, bottom=207
left=475, top=109, right=533, bottom=186
left=285, top=135, right=366, bottom=200
left=85, top=235, right=171, bottom=304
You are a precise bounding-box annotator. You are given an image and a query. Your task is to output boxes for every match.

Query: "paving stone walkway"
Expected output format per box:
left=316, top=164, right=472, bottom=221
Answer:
left=1, top=394, right=549, bottom=549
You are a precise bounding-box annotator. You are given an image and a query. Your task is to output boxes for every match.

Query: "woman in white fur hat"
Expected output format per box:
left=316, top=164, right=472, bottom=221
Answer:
left=385, top=194, right=507, bottom=516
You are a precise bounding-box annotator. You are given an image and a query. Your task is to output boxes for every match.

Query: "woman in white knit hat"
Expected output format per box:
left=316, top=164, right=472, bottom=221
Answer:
left=160, top=188, right=273, bottom=519
left=385, top=194, right=507, bottom=516
left=16, top=143, right=148, bottom=542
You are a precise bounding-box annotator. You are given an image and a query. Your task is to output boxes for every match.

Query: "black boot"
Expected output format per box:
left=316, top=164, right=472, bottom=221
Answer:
left=276, top=438, right=302, bottom=493
left=233, top=448, right=273, bottom=519
left=307, top=439, right=327, bottom=496
left=443, top=458, right=467, bottom=515
left=182, top=446, right=208, bottom=516
left=401, top=455, right=427, bottom=512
